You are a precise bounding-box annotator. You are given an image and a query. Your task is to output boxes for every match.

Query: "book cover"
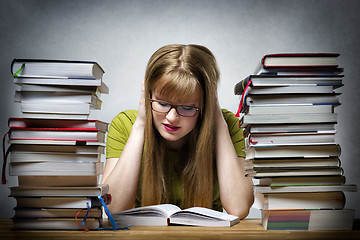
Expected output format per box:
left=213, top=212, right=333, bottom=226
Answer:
left=261, top=53, right=340, bottom=68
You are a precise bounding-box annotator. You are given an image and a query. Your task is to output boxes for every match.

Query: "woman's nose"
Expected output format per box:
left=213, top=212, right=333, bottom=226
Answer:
left=166, top=107, right=179, bottom=121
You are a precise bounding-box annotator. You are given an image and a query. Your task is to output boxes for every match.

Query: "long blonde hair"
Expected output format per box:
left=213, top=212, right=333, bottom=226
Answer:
left=142, top=44, right=220, bottom=209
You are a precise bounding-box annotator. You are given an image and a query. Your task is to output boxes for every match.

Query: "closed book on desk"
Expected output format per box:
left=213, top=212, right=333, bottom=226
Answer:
left=239, top=113, right=337, bottom=127
left=246, top=167, right=343, bottom=178
left=12, top=218, right=101, bottom=230
left=245, top=123, right=335, bottom=134
left=256, top=66, right=344, bottom=76
left=11, top=59, right=104, bottom=79
left=234, top=75, right=343, bottom=95
left=244, top=157, right=341, bottom=170
left=15, top=196, right=103, bottom=209
left=9, top=161, right=103, bottom=176
left=245, top=145, right=341, bottom=159
left=252, top=175, right=346, bottom=187
left=13, top=207, right=102, bottom=218
left=14, top=91, right=102, bottom=109
left=9, top=128, right=106, bottom=142
left=246, top=131, right=336, bottom=147
left=261, top=209, right=354, bottom=230
left=8, top=118, right=108, bottom=132
left=19, top=83, right=109, bottom=94
left=20, top=101, right=92, bottom=115
left=9, top=184, right=109, bottom=197
left=253, top=184, right=357, bottom=193
left=10, top=151, right=101, bottom=163
left=14, top=77, right=105, bottom=90
left=244, top=93, right=340, bottom=106
left=9, top=143, right=105, bottom=154
left=260, top=53, right=340, bottom=68
left=113, top=204, right=239, bottom=227
left=253, top=192, right=345, bottom=210
left=243, top=104, right=335, bottom=115
left=18, top=175, right=100, bottom=187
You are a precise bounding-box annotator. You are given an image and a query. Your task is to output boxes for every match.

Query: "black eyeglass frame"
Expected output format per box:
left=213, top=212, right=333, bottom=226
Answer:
left=149, top=99, right=200, bottom=117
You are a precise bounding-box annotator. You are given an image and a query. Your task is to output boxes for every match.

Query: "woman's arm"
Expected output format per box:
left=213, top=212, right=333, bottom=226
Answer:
left=214, top=94, right=254, bottom=219
left=101, top=81, right=146, bottom=213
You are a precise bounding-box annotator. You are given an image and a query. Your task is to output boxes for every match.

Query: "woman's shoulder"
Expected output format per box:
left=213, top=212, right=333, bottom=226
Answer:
left=221, top=108, right=238, bottom=122
left=221, top=108, right=241, bottom=132
left=110, top=109, right=138, bottom=130
left=112, top=109, right=138, bottom=122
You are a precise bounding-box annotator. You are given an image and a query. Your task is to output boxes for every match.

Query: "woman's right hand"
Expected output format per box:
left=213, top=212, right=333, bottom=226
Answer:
left=104, top=79, right=147, bottom=213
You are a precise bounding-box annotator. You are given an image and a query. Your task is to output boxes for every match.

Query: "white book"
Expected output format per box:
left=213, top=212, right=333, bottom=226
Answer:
left=21, top=113, right=90, bottom=120
left=253, top=192, right=345, bottom=210
left=9, top=129, right=106, bottom=142
left=245, top=123, right=336, bottom=134
left=9, top=184, right=109, bottom=197
left=247, top=85, right=339, bottom=94
left=10, top=161, right=103, bottom=176
left=14, top=91, right=102, bottom=107
left=15, top=196, right=103, bottom=209
left=14, top=208, right=102, bottom=218
left=10, top=152, right=101, bottom=163
left=11, top=59, right=104, bottom=79
left=246, top=131, right=336, bottom=146
left=113, top=204, right=239, bottom=227
left=20, top=101, right=92, bottom=114
left=246, top=168, right=343, bottom=178
left=245, top=145, right=341, bottom=159
left=12, top=218, right=101, bottom=230
left=244, top=104, right=334, bottom=115
left=239, top=113, right=337, bottom=126
left=262, top=209, right=354, bottom=231
left=20, top=83, right=109, bottom=94
left=253, top=184, right=357, bottom=193
left=245, top=94, right=339, bottom=106
left=18, top=175, right=100, bottom=187
left=245, top=157, right=341, bottom=170
left=14, top=77, right=103, bottom=87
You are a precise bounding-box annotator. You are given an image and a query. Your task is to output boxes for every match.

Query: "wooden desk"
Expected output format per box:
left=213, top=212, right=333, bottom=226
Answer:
left=1, top=218, right=360, bottom=240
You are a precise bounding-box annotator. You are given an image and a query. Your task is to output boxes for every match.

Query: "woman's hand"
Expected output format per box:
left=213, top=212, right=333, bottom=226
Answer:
left=213, top=90, right=227, bottom=128
left=214, top=91, right=254, bottom=219
left=135, top=80, right=146, bottom=126
left=103, top=80, right=147, bottom=213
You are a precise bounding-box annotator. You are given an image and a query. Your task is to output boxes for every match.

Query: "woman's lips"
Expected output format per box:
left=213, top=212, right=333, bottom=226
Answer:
left=163, top=123, right=180, bottom=132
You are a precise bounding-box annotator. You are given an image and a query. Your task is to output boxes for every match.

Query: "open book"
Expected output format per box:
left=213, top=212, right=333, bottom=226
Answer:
left=112, top=204, right=239, bottom=227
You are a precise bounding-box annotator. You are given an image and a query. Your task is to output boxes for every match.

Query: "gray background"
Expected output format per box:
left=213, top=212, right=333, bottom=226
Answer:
left=1, top=0, right=359, bottom=219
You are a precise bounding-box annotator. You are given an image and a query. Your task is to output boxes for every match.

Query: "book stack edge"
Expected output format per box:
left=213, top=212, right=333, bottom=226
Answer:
left=234, top=53, right=357, bottom=230
left=4, top=59, right=110, bottom=230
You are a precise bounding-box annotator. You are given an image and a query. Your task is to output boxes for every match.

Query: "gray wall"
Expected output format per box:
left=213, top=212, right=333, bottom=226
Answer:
left=1, top=0, right=359, bottom=219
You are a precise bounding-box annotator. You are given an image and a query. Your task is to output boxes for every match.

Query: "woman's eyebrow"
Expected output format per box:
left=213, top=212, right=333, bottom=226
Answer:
left=153, top=95, right=169, bottom=102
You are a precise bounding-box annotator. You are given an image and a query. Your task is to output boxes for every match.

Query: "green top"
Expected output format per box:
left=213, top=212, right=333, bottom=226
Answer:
left=106, top=109, right=245, bottom=211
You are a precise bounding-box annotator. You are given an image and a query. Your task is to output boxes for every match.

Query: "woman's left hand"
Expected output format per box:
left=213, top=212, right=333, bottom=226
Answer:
left=213, top=90, right=226, bottom=127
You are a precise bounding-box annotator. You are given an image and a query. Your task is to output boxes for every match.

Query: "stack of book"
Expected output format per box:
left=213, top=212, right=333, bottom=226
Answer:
left=234, top=53, right=357, bottom=230
left=5, top=59, right=110, bottom=230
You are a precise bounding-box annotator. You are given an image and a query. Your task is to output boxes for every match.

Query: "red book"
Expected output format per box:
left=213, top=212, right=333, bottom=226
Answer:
left=7, top=118, right=108, bottom=142
left=8, top=118, right=108, bottom=132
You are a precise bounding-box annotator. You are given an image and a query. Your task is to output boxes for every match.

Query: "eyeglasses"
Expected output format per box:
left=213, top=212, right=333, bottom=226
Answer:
left=150, top=99, right=199, bottom=117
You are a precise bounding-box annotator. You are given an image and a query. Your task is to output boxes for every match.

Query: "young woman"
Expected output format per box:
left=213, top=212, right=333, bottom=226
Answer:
left=102, top=44, right=254, bottom=219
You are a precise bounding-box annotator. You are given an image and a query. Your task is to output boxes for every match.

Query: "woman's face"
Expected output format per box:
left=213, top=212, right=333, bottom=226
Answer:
left=151, top=86, right=202, bottom=150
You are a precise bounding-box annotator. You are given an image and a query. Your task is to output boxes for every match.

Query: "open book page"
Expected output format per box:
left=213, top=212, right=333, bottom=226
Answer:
left=112, top=204, right=181, bottom=226
left=169, top=207, right=240, bottom=227
left=117, top=204, right=180, bottom=217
